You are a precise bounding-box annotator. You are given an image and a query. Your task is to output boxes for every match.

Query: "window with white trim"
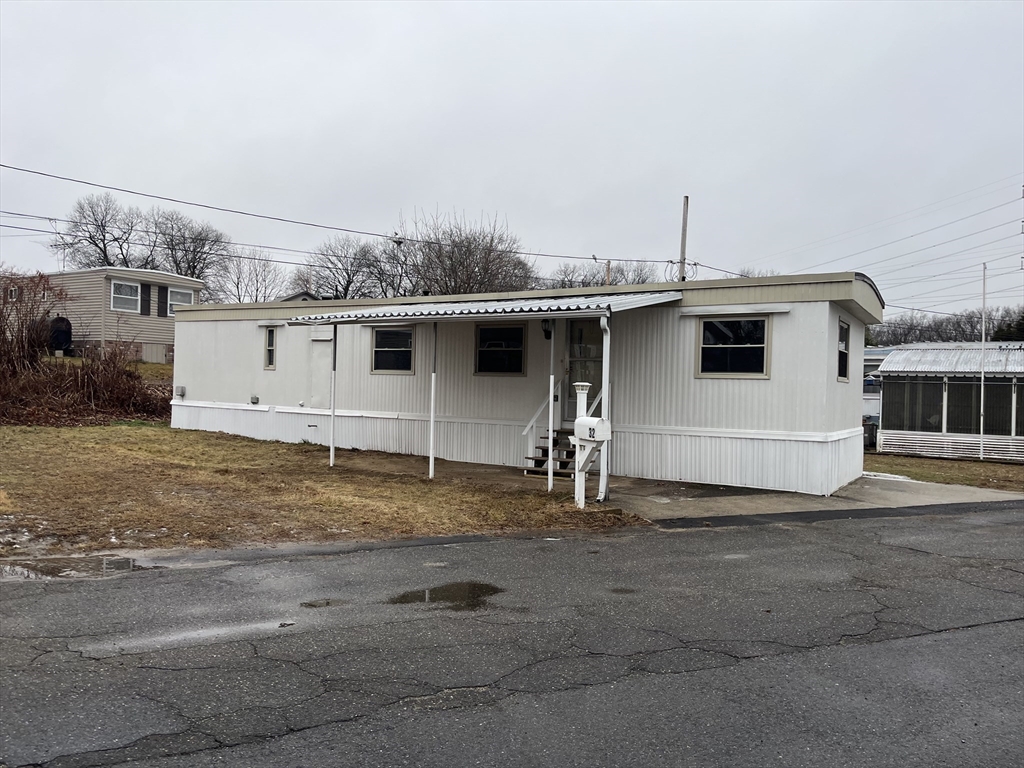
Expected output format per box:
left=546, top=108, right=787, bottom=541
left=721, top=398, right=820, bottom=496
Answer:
left=476, top=324, right=525, bottom=374
left=168, top=288, right=194, bottom=315
left=264, top=327, right=277, bottom=370
left=698, top=316, right=769, bottom=377
left=111, top=280, right=140, bottom=312
left=838, top=320, right=850, bottom=381
left=372, top=327, right=414, bottom=373
left=7, top=286, right=19, bottom=301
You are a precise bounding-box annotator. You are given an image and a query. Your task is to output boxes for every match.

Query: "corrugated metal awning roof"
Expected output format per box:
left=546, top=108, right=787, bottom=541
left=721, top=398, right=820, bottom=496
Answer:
left=878, top=344, right=1024, bottom=375
left=288, top=291, right=683, bottom=325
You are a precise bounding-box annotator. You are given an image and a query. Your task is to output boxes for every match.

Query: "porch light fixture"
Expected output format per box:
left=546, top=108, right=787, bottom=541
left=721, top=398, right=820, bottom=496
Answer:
left=541, top=319, right=552, bottom=340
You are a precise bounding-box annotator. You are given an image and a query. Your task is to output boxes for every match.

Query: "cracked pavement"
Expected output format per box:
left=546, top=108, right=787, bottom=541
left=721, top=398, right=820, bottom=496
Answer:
left=1, top=503, right=1022, bottom=767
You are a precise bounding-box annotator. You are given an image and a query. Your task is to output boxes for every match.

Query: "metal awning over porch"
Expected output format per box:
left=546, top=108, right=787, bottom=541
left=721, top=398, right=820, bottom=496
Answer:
left=285, top=290, right=681, bottom=503
left=285, top=291, right=683, bottom=326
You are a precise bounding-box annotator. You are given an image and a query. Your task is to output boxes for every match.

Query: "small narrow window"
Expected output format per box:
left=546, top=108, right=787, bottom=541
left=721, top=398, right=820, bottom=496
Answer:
left=7, top=286, right=19, bottom=301
left=372, top=327, right=414, bottom=373
left=698, top=317, right=768, bottom=377
left=168, top=288, right=194, bottom=315
left=838, top=320, right=850, bottom=381
left=476, top=325, right=525, bottom=374
left=111, top=281, right=140, bottom=312
left=265, top=327, right=277, bottom=370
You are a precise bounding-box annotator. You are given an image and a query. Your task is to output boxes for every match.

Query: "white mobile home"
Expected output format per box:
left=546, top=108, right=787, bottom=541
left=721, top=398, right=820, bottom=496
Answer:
left=171, top=272, right=884, bottom=496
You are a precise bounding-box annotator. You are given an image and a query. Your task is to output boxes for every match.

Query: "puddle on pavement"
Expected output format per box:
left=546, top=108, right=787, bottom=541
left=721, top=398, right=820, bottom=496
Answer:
left=387, top=581, right=503, bottom=611
left=0, top=556, right=159, bottom=581
left=300, top=599, right=347, bottom=609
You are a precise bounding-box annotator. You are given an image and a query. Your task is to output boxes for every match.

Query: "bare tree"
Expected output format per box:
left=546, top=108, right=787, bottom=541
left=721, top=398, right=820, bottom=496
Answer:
left=216, top=249, right=290, bottom=303
left=152, top=209, right=232, bottom=292
left=549, top=261, right=658, bottom=288
left=291, top=236, right=377, bottom=299
left=866, top=305, right=1024, bottom=346
left=50, top=193, right=159, bottom=270
left=361, top=237, right=422, bottom=298
left=403, top=211, right=537, bottom=295
left=736, top=267, right=781, bottom=278
left=0, top=266, right=68, bottom=371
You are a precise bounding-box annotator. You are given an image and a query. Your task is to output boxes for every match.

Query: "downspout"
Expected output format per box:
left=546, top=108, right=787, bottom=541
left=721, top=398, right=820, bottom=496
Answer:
left=598, top=313, right=611, bottom=502
left=329, top=323, right=337, bottom=467
left=429, top=321, right=437, bottom=479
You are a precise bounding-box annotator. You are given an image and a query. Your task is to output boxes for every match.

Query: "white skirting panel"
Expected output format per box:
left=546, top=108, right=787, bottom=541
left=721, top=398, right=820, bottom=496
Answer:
left=171, top=402, right=527, bottom=467
left=610, top=430, right=864, bottom=496
left=878, top=431, right=1024, bottom=462
left=171, top=402, right=866, bottom=494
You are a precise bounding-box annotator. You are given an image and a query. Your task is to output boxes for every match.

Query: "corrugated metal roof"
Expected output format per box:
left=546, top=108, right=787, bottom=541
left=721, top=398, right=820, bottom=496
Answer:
left=878, top=344, right=1024, bottom=375
left=288, top=291, right=684, bottom=325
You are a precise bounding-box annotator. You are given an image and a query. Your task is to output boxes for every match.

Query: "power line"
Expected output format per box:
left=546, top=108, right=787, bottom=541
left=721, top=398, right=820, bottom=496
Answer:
left=0, top=162, right=673, bottom=267
left=797, top=203, right=1021, bottom=272
left=0, top=222, right=656, bottom=288
left=859, top=232, right=1022, bottom=279
left=741, top=173, right=1024, bottom=267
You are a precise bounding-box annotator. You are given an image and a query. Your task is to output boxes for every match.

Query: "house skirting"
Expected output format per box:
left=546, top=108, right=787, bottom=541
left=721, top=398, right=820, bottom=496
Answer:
left=878, top=430, right=1024, bottom=463
left=170, top=401, right=865, bottom=496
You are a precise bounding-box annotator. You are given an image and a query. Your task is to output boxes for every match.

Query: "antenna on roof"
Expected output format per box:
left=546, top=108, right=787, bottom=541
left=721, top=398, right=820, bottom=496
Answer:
left=678, top=195, right=689, bottom=282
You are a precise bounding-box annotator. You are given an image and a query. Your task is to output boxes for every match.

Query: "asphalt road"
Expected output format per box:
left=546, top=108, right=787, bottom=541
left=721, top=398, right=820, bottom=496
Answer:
left=2, top=501, right=1022, bottom=768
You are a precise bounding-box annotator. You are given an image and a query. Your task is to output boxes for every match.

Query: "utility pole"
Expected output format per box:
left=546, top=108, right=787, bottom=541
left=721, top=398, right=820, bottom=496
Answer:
left=678, top=195, right=689, bottom=282
left=605, top=259, right=611, bottom=286
left=980, top=262, right=987, bottom=461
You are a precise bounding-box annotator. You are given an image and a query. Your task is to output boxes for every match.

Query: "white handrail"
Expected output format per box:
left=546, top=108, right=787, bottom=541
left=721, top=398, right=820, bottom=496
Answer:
left=522, top=382, right=602, bottom=436
left=522, top=391, right=552, bottom=436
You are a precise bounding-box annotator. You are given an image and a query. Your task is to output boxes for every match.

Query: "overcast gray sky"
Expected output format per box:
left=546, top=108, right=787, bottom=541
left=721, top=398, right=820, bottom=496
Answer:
left=1, top=1, right=1021, bottom=318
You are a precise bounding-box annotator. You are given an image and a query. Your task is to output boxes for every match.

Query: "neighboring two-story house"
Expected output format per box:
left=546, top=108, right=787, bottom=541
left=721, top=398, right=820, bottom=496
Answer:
left=45, top=267, right=204, bottom=363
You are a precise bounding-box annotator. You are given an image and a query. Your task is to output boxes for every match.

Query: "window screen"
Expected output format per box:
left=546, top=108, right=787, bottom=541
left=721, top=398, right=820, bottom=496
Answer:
left=700, top=318, right=767, bottom=375
left=373, top=328, right=413, bottom=372
left=477, top=325, right=525, bottom=374
left=949, top=378, right=1014, bottom=436
left=881, top=376, right=943, bottom=432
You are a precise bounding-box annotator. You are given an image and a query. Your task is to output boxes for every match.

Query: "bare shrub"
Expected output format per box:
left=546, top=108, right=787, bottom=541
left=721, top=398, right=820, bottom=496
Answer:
left=0, top=267, right=168, bottom=425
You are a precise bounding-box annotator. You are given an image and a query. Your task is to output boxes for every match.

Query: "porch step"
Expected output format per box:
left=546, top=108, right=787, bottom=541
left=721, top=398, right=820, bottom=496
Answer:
left=523, top=466, right=577, bottom=478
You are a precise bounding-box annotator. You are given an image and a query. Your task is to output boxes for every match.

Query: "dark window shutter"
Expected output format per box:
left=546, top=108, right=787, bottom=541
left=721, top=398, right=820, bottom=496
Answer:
left=157, top=286, right=168, bottom=317
left=140, top=284, right=151, bottom=316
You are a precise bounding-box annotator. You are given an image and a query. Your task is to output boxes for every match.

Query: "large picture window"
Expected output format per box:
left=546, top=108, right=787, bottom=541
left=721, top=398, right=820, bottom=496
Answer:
left=111, top=280, right=140, bottom=312
left=168, top=288, right=194, bottom=315
left=476, top=325, right=525, bottom=375
left=698, top=317, right=768, bottom=376
left=372, top=327, right=414, bottom=373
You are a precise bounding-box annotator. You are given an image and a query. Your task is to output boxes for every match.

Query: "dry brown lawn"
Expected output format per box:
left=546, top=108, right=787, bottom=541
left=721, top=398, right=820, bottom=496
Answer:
left=0, top=425, right=643, bottom=555
left=865, top=452, right=1024, bottom=492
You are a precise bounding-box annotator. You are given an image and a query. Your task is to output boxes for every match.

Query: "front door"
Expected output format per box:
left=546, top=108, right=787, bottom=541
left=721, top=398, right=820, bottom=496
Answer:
left=563, top=318, right=603, bottom=426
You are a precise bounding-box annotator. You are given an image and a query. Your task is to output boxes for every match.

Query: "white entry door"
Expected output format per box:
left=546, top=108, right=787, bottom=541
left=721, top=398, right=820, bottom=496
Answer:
left=563, top=318, right=603, bottom=426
